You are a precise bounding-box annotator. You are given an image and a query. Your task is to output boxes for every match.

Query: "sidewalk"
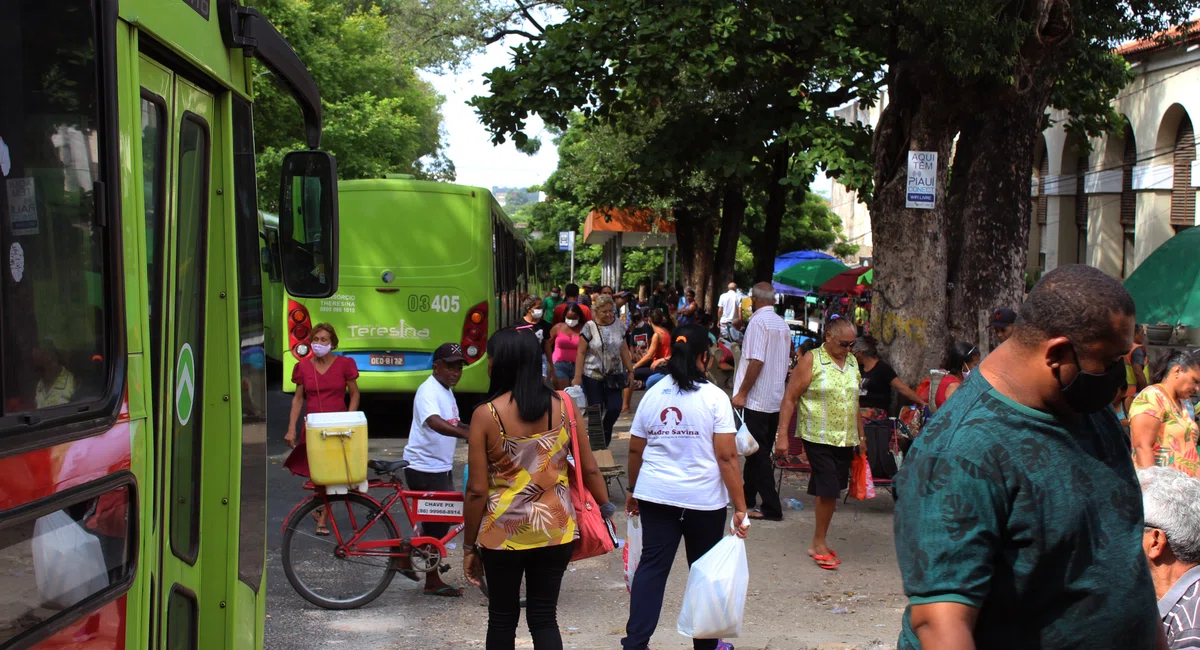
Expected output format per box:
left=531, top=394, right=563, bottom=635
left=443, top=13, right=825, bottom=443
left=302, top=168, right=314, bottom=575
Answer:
left=266, top=392, right=905, bottom=650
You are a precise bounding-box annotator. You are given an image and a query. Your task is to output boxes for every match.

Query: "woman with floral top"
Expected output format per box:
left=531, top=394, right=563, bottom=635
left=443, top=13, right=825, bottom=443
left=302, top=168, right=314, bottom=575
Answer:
left=1132, top=350, right=1200, bottom=476
left=462, top=328, right=614, bottom=650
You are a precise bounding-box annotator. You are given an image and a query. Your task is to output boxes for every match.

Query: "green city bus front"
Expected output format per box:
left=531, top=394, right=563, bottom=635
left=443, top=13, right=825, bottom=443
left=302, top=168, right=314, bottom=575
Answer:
left=282, top=179, right=494, bottom=395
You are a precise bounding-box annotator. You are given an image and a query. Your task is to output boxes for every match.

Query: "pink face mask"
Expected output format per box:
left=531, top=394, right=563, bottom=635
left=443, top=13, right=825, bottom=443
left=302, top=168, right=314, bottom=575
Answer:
left=311, top=343, right=332, bottom=357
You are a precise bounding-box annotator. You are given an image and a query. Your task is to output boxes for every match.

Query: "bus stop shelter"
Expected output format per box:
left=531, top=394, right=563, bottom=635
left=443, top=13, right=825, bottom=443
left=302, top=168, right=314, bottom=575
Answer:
left=583, top=208, right=677, bottom=289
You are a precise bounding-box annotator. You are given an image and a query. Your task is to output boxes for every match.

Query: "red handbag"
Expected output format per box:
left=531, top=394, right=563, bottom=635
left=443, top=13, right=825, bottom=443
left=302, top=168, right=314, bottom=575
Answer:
left=560, top=391, right=617, bottom=562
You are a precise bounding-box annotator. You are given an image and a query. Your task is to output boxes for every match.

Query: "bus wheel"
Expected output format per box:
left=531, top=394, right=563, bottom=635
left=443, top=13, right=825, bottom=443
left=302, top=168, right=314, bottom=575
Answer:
left=281, top=493, right=399, bottom=609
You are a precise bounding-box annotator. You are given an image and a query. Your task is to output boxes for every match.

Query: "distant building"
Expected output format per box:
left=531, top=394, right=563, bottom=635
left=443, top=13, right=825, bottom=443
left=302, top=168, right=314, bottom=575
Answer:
left=828, top=27, right=1199, bottom=279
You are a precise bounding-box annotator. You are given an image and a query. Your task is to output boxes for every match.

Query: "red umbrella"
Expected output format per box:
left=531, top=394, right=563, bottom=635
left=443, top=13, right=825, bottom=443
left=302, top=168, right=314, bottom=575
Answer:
left=818, top=267, right=872, bottom=294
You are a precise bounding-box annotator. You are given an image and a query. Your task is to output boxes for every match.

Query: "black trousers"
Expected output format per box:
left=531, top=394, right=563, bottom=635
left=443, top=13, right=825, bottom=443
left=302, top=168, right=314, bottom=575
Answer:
left=622, top=500, right=726, bottom=650
left=403, top=468, right=454, bottom=539
left=480, top=542, right=575, bottom=650
left=742, top=408, right=783, bottom=518
left=581, top=375, right=622, bottom=447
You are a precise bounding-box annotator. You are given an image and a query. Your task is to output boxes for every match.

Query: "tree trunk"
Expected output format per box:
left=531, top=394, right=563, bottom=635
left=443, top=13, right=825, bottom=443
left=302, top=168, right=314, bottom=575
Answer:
left=712, top=182, right=747, bottom=308
left=867, top=64, right=959, bottom=385
left=753, top=143, right=789, bottom=282
left=944, top=68, right=1061, bottom=351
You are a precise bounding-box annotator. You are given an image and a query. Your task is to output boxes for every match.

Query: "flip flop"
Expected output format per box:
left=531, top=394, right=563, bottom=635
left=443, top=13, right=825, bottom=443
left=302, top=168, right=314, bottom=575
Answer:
left=314, top=526, right=330, bottom=536
left=423, top=586, right=463, bottom=598
left=747, top=509, right=782, bottom=522
left=811, top=550, right=840, bottom=570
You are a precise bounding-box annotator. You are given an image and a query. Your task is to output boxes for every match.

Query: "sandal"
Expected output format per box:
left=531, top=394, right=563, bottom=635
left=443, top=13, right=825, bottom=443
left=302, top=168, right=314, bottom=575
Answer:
left=747, top=509, right=782, bottom=522
left=423, top=586, right=463, bottom=598
left=314, top=526, right=330, bottom=536
left=810, top=550, right=840, bottom=570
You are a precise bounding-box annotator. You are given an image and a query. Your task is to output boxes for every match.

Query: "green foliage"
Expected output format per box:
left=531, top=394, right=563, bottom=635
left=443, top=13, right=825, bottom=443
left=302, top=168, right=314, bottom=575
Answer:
left=252, top=0, right=448, bottom=211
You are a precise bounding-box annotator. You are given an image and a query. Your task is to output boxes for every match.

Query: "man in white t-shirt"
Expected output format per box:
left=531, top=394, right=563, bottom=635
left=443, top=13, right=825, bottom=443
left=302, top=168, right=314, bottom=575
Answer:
left=717, top=282, right=743, bottom=341
left=402, top=342, right=470, bottom=597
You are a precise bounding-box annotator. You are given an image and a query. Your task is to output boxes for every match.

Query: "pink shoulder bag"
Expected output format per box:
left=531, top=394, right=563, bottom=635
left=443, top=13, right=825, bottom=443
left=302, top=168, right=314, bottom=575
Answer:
left=560, top=391, right=617, bottom=562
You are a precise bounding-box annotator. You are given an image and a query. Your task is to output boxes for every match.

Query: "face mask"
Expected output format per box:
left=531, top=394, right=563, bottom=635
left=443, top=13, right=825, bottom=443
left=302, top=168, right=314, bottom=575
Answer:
left=552, top=293, right=561, bottom=299
left=531, top=309, right=543, bottom=319
left=963, top=368, right=972, bottom=378
left=565, top=319, right=579, bottom=328
left=1056, top=346, right=1126, bottom=414
left=311, top=343, right=332, bottom=357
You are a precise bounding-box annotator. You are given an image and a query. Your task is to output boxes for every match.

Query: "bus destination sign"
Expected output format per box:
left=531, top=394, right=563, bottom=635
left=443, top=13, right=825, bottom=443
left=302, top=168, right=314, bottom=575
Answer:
left=182, top=0, right=210, bottom=19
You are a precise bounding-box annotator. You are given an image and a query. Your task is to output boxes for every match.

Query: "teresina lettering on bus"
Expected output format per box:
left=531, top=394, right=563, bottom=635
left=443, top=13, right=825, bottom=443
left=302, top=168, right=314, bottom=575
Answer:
left=347, top=320, right=431, bottom=341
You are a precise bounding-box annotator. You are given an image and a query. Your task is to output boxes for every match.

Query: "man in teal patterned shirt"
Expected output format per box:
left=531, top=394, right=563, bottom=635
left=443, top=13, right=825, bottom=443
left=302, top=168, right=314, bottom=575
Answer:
left=894, top=265, right=1165, bottom=649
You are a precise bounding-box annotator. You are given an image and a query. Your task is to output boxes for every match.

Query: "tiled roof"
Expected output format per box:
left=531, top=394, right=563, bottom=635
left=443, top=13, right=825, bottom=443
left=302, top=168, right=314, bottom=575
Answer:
left=1114, top=22, right=1199, bottom=57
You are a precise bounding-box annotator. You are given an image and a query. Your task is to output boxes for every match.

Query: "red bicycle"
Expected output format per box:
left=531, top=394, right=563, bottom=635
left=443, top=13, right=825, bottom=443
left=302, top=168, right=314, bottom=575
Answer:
left=281, top=458, right=477, bottom=609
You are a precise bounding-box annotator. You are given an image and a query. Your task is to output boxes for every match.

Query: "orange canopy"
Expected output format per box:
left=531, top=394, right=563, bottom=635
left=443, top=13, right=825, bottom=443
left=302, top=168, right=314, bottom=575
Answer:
left=583, top=208, right=676, bottom=247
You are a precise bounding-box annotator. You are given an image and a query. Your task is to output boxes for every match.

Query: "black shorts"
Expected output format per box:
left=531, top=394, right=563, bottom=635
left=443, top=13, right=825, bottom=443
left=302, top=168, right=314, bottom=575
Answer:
left=804, top=440, right=855, bottom=498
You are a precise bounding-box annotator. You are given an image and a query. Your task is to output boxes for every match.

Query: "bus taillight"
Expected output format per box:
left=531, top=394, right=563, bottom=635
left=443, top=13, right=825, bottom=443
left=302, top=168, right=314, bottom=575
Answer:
left=461, top=302, right=488, bottom=363
left=288, top=299, right=313, bottom=360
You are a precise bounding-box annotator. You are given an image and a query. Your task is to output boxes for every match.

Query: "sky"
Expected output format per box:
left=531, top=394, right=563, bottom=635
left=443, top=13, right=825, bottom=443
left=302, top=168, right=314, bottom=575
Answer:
left=421, top=38, right=560, bottom=191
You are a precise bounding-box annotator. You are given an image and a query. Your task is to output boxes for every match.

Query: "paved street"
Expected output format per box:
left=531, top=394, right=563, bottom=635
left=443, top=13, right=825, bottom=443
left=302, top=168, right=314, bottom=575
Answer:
left=264, top=380, right=906, bottom=650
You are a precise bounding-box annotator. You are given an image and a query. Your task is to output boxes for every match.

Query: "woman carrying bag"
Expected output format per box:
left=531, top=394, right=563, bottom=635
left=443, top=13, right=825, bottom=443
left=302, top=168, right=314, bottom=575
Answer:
left=463, top=328, right=615, bottom=650
left=573, top=294, right=635, bottom=447
left=623, top=324, right=750, bottom=650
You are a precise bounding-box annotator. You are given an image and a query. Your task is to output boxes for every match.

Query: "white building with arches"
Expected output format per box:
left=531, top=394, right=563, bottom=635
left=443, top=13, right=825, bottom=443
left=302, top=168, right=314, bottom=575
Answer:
left=829, top=28, right=1199, bottom=279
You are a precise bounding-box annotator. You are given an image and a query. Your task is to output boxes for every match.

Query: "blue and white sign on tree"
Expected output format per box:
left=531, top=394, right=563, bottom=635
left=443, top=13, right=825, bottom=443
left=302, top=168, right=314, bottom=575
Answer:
left=905, top=151, right=937, bottom=210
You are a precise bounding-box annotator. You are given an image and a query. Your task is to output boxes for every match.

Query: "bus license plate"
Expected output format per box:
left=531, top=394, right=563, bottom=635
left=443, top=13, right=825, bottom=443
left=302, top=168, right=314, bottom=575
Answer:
left=369, top=353, right=405, bottom=367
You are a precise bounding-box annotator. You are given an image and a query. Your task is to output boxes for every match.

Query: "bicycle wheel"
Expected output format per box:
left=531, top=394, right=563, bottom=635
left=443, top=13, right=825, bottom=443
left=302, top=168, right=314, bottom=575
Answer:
left=281, top=492, right=400, bottom=609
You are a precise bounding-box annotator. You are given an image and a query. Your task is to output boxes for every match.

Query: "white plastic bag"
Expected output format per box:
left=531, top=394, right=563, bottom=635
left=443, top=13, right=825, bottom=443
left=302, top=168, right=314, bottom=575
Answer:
left=734, top=410, right=759, bottom=457
left=564, top=385, right=588, bottom=410
left=677, top=535, right=749, bottom=639
left=33, top=511, right=109, bottom=609
left=623, top=515, right=643, bottom=593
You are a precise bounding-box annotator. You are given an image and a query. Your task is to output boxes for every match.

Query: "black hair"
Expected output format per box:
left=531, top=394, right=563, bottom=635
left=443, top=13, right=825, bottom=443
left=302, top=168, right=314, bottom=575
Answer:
left=851, top=335, right=880, bottom=359
left=564, top=283, right=580, bottom=298
left=1150, top=349, right=1200, bottom=384
left=649, top=309, right=668, bottom=327
left=562, top=303, right=585, bottom=322
left=664, top=324, right=711, bottom=392
left=1015, top=264, right=1136, bottom=346
left=485, top=328, right=554, bottom=423
left=942, top=341, right=980, bottom=376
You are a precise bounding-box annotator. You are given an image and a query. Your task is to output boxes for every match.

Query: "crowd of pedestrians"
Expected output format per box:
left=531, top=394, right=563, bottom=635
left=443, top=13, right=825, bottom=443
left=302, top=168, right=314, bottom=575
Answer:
left=286, top=267, right=1200, bottom=650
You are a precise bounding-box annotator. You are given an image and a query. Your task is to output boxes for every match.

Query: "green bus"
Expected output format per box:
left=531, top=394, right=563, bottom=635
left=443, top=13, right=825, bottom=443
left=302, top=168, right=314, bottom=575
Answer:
left=0, top=1, right=338, bottom=649
left=262, top=178, right=538, bottom=396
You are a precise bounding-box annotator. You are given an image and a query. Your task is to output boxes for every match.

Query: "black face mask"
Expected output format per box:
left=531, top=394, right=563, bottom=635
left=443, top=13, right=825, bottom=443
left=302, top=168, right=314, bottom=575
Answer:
left=1056, top=345, right=1127, bottom=414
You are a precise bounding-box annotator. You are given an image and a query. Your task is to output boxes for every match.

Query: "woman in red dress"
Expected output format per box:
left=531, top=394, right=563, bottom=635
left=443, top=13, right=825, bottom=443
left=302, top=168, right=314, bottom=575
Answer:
left=284, top=323, right=360, bottom=534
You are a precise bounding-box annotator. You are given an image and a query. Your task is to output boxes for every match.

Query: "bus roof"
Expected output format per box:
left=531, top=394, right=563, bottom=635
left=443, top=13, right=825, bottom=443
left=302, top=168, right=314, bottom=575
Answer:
left=338, top=178, right=519, bottom=229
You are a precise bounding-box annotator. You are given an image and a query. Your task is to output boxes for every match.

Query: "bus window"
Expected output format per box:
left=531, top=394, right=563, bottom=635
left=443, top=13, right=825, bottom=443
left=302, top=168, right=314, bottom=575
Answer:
left=0, top=0, right=112, bottom=423
left=169, top=114, right=210, bottom=564
left=0, top=482, right=134, bottom=645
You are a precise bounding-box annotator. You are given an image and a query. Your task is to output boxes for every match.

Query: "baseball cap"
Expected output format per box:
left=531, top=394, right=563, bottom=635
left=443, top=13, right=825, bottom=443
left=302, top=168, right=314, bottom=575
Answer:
left=989, top=308, right=1017, bottom=328
left=433, top=342, right=466, bottom=363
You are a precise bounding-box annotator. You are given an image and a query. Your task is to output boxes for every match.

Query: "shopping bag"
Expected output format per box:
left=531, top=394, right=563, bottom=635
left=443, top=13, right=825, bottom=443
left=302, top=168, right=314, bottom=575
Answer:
left=734, top=410, right=759, bottom=457
left=849, top=454, right=868, bottom=501
left=561, top=392, right=617, bottom=562
left=677, top=535, right=749, bottom=639
left=864, top=459, right=877, bottom=499
left=33, top=511, right=109, bottom=609
left=623, top=515, right=643, bottom=593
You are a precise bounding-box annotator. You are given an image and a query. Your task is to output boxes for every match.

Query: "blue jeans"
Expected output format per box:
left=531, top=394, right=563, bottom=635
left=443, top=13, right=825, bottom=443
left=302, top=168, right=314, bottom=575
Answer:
left=645, top=373, right=667, bottom=389
left=622, top=500, right=725, bottom=650
left=553, top=361, right=575, bottom=383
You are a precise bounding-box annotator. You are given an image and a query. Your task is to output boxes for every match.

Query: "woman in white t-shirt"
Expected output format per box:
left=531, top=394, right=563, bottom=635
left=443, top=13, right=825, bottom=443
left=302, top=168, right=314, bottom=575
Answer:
left=622, top=324, right=750, bottom=650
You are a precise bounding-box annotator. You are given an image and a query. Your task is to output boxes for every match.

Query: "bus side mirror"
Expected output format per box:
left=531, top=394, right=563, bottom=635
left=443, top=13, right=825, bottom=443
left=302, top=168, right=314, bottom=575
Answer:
left=278, top=150, right=339, bottom=299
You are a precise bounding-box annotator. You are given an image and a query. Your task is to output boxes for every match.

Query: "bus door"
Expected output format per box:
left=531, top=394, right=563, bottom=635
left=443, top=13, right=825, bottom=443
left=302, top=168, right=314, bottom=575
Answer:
left=138, top=55, right=227, bottom=649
